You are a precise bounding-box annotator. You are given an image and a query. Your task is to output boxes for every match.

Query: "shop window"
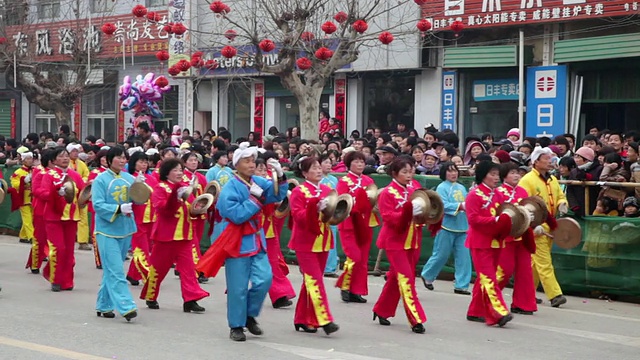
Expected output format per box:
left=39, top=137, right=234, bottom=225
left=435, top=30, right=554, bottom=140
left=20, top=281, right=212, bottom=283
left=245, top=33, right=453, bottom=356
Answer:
left=91, top=0, right=112, bottom=13
left=364, top=76, right=415, bottom=132
left=0, top=1, right=27, bottom=25
left=34, top=108, right=56, bottom=133
left=227, top=82, right=252, bottom=140
left=88, top=116, right=116, bottom=142
left=37, top=0, right=60, bottom=19
left=152, top=86, right=178, bottom=135
left=86, top=88, right=116, bottom=115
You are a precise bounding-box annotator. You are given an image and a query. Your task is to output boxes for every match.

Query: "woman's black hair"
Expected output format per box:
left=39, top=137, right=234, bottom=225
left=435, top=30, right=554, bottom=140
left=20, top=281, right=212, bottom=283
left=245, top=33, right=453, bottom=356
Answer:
left=181, top=151, right=198, bottom=163
left=319, top=152, right=332, bottom=164
left=106, top=146, right=125, bottom=167
left=439, top=161, right=458, bottom=181
left=499, top=162, right=519, bottom=180
left=159, top=158, right=184, bottom=181
left=558, top=156, right=576, bottom=170
left=294, top=156, right=319, bottom=178
left=599, top=196, right=618, bottom=214
left=50, top=146, right=69, bottom=163
left=40, top=149, right=52, bottom=168
left=255, top=158, right=266, bottom=167
left=603, top=152, right=622, bottom=166
left=128, top=151, right=149, bottom=175
left=343, top=151, right=366, bottom=169
left=386, top=155, right=415, bottom=177
left=259, top=150, right=278, bottom=162
left=410, top=145, right=424, bottom=154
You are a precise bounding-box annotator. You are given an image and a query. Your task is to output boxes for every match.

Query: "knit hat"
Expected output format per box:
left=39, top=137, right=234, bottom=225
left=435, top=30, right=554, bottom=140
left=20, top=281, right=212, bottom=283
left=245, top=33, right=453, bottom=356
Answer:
left=475, top=160, right=500, bottom=184
left=623, top=196, right=639, bottom=209
left=575, top=146, right=595, bottom=162
left=548, top=145, right=562, bottom=156
left=495, top=150, right=511, bottom=164
left=424, top=149, right=438, bottom=159
left=173, top=125, right=181, bottom=134
left=509, top=151, right=526, bottom=166
left=507, top=128, right=520, bottom=139
left=530, top=146, right=554, bottom=163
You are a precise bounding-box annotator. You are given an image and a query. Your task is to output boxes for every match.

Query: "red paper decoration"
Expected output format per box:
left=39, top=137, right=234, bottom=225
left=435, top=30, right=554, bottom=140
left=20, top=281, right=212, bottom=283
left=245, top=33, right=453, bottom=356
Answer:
left=414, top=0, right=428, bottom=5
left=155, top=50, right=170, bottom=62
left=416, top=19, right=432, bottom=32
left=101, top=23, right=117, bottom=36
left=190, top=57, right=204, bottom=68
left=193, top=51, right=204, bottom=58
left=223, top=4, right=231, bottom=14
left=321, top=21, right=337, bottom=35
left=146, top=11, right=161, bottom=22
left=0, top=37, right=6, bottom=45
left=259, top=39, right=276, bottom=52
left=296, top=57, right=312, bottom=70
left=451, top=20, right=465, bottom=35
left=205, top=60, right=219, bottom=70
left=352, top=20, right=368, bottom=34
left=172, top=23, right=187, bottom=35
left=209, top=1, right=226, bottom=13
left=176, top=59, right=191, bottom=72
left=315, top=47, right=333, bottom=61
left=163, top=22, right=174, bottom=34
left=168, top=66, right=180, bottom=76
left=224, top=29, right=237, bottom=41
left=221, top=45, right=237, bottom=58
left=301, top=32, right=315, bottom=42
left=155, top=76, right=169, bottom=88
left=132, top=5, right=148, bottom=18
left=378, top=31, right=394, bottom=45
left=334, top=12, right=348, bottom=24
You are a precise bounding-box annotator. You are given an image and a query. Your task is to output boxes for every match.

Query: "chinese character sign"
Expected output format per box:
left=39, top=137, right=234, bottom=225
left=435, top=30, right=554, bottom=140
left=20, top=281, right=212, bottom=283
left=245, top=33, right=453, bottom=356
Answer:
left=421, top=0, right=629, bottom=30
left=525, top=65, right=568, bottom=138
left=441, top=71, right=457, bottom=131
left=473, top=79, right=519, bottom=101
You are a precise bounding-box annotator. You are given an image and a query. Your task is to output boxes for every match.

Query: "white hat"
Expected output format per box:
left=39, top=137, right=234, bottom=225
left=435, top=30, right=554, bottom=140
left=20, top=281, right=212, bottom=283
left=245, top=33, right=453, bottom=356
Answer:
left=20, top=152, right=33, bottom=159
left=530, top=146, right=553, bottom=163
left=342, top=146, right=356, bottom=155
left=17, top=146, right=29, bottom=154
left=232, top=142, right=262, bottom=166
left=100, top=145, right=111, bottom=151
left=145, top=148, right=159, bottom=156
left=127, top=146, right=144, bottom=156
left=66, top=143, right=82, bottom=152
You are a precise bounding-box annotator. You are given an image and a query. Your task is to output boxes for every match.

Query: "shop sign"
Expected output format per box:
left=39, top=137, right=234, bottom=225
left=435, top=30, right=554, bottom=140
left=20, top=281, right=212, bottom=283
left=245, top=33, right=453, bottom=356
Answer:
left=254, top=82, right=265, bottom=144
left=421, top=1, right=633, bottom=30
left=441, top=71, right=457, bottom=131
left=525, top=65, right=567, bottom=138
left=473, top=79, right=519, bottom=101
left=334, top=78, right=347, bottom=134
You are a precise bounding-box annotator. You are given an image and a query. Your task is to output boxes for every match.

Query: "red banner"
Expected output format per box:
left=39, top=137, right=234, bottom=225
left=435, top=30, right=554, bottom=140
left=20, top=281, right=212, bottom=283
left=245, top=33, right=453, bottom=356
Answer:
left=10, top=99, right=16, bottom=138
left=421, top=0, right=634, bottom=30
left=253, top=83, right=264, bottom=145
left=118, top=108, right=125, bottom=142
left=334, top=79, right=347, bottom=134
left=73, top=101, right=81, bottom=138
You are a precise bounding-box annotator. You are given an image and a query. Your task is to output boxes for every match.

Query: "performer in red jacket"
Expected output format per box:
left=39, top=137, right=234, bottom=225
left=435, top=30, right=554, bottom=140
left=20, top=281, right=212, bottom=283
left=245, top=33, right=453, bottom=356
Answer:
left=27, top=150, right=52, bottom=274
left=496, top=162, right=537, bottom=315
left=465, top=161, right=514, bottom=327
left=86, top=150, right=108, bottom=269
left=335, top=151, right=379, bottom=303
left=288, top=156, right=339, bottom=335
left=41, top=147, right=85, bottom=292
left=182, top=151, right=209, bottom=284
left=372, top=156, right=427, bottom=333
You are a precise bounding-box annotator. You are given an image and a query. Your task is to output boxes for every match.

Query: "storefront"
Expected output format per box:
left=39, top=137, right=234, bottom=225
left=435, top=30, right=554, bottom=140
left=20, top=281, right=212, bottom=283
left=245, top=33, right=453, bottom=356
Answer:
left=363, top=73, right=418, bottom=132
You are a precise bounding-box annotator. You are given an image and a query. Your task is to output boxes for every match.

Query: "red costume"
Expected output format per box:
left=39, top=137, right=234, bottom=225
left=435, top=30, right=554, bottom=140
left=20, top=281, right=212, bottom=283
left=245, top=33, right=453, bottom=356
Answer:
left=465, top=183, right=513, bottom=326
left=183, top=169, right=208, bottom=264
left=87, top=166, right=107, bottom=268
left=127, top=172, right=158, bottom=283
left=372, top=179, right=427, bottom=328
left=140, top=181, right=209, bottom=304
left=26, top=165, right=48, bottom=271
left=496, top=183, right=537, bottom=313
left=41, top=167, right=84, bottom=290
left=335, top=172, right=379, bottom=298
left=289, top=181, right=335, bottom=328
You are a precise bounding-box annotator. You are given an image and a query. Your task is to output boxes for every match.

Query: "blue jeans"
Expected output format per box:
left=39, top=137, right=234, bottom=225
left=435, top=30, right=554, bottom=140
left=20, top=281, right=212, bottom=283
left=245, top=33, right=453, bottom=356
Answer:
left=324, top=225, right=339, bottom=273
left=224, top=250, right=272, bottom=328
left=95, top=234, right=137, bottom=316
left=421, top=230, right=471, bottom=290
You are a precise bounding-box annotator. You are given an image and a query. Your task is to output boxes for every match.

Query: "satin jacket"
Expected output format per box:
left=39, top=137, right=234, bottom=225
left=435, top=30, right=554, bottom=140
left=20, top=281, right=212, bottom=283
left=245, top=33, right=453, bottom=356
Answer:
left=41, top=167, right=84, bottom=222
left=132, top=172, right=157, bottom=225
left=70, top=159, right=90, bottom=182
left=215, top=166, right=235, bottom=188
left=92, top=169, right=137, bottom=238
left=497, top=183, right=529, bottom=242
left=519, top=168, right=568, bottom=217
left=377, top=179, right=422, bottom=251
left=288, top=181, right=334, bottom=252
left=336, top=172, right=380, bottom=232
left=465, top=183, right=507, bottom=249
left=11, top=165, right=32, bottom=206
left=183, top=169, right=208, bottom=221
left=151, top=180, right=195, bottom=242
left=87, top=166, right=107, bottom=213
left=437, top=180, right=469, bottom=232
left=31, top=165, right=48, bottom=216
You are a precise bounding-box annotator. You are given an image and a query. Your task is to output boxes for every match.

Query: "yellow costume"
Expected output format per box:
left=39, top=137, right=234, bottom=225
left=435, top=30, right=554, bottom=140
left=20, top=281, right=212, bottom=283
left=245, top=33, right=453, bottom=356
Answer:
left=70, top=158, right=90, bottom=246
left=11, top=166, right=34, bottom=241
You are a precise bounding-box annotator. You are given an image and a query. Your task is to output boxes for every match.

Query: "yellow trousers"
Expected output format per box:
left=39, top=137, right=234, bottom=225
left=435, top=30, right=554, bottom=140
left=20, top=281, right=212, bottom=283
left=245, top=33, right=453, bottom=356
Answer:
left=77, top=207, right=90, bottom=244
left=531, top=234, right=563, bottom=300
left=19, top=205, right=34, bottom=241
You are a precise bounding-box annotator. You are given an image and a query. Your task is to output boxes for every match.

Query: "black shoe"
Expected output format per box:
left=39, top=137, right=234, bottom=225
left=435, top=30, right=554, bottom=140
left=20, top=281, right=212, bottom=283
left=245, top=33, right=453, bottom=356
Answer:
left=498, top=314, right=514, bottom=327
left=126, top=276, right=140, bottom=286
left=322, top=322, right=339, bottom=335
left=412, top=323, right=426, bottom=334
left=511, top=307, right=534, bottom=315
left=384, top=274, right=388, bottom=281
left=30, top=269, right=40, bottom=274
left=550, top=295, right=567, bottom=308
left=124, top=310, right=137, bottom=322
left=246, top=316, right=263, bottom=335
left=146, top=300, right=160, bottom=309
left=272, top=296, right=293, bottom=309
left=349, top=293, right=367, bottom=303
left=421, top=277, right=434, bottom=290
left=62, top=287, right=73, bottom=291
left=19, top=238, right=30, bottom=243
left=198, top=274, right=209, bottom=284
left=51, top=284, right=61, bottom=292
left=183, top=300, right=205, bottom=313
left=373, top=312, right=391, bottom=326
left=230, top=327, right=246, bottom=341
left=43, top=257, right=48, bottom=262
left=96, top=265, right=102, bottom=270
left=454, top=289, right=471, bottom=295
left=324, top=272, right=339, bottom=278
left=340, top=290, right=351, bottom=302
left=96, top=311, right=115, bottom=318
left=294, top=324, right=318, bottom=333
left=174, top=269, right=180, bottom=276
left=466, top=315, right=485, bottom=323
left=536, top=297, right=543, bottom=304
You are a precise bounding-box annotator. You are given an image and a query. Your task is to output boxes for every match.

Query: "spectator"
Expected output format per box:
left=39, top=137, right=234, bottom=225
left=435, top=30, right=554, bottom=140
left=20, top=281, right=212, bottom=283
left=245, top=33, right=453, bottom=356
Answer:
left=567, top=146, right=602, bottom=216
left=420, top=150, right=440, bottom=175
left=463, top=141, right=485, bottom=165
left=608, top=132, right=624, bottom=156
left=581, top=134, right=600, bottom=152
left=623, top=197, right=640, bottom=218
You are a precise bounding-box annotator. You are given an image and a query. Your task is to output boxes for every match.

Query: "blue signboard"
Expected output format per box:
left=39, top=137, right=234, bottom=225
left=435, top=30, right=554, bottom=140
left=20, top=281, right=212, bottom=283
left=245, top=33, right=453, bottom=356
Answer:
left=441, top=71, right=457, bottom=131
left=525, top=65, right=568, bottom=138
left=472, top=79, right=519, bottom=101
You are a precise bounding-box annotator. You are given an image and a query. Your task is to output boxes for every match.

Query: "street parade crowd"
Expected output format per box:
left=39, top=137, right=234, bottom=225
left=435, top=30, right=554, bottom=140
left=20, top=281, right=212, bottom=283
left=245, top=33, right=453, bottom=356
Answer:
left=1, top=117, right=639, bottom=341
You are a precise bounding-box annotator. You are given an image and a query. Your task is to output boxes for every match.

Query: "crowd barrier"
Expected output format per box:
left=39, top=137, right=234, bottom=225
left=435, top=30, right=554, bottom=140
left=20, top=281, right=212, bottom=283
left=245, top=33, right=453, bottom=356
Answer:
left=2, top=166, right=639, bottom=296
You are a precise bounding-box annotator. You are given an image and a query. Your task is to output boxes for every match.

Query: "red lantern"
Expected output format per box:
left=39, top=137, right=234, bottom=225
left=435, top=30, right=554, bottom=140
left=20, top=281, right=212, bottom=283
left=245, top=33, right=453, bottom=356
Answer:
left=352, top=20, right=368, bottom=34
left=172, top=23, right=187, bottom=35
left=296, top=57, right=312, bottom=70
left=163, top=22, right=174, bottom=34
left=190, top=57, right=204, bottom=68
left=378, top=31, right=394, bottom=45
left=101, top=23, right=117, bottom=36
left=132, top=4, right=148, bottom=18
left=205, top=59, right=219, bottom=70
left=321, top=21, right=337, bottom=35
left=168, top=66, right=180, bottom=76
left=315, top=47, right=333, bottom=61
left=224, top=29, right=237, bottom=41
left=259, top=39, right=276, bottom=52
left=155, top=76, right=169, bottom=88
left=451, top=20, right=465, bottom=35
left=209, top=1, right=226, bottom=13
left=223, top=4, right=231, bottom=14
left=155, top=50, right=170, bottom=62
left=146, top=11, right=161, bottom=22
left=0, top=37, right=6, bottom=45
left=176, top=59, right=191, bottom=72
left=301, top=32, right=314, bottom=42
left=221, top=45, right=237, bottom=58
left=414, top=0, right=428, bottom=5
left=193, top=51, right=204, bottom=58
left=416, top=19, right=432, bottom=32
left=334, top=11, right=348, bottom=24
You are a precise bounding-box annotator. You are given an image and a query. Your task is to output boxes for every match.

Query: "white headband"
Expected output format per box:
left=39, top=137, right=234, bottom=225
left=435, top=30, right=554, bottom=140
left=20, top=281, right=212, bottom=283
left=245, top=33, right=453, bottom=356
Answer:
left=232, top=142, right=264, bottom=166
left=530, top=146, right=553, bottom=163
left=21, top=152, right=33, bottom=159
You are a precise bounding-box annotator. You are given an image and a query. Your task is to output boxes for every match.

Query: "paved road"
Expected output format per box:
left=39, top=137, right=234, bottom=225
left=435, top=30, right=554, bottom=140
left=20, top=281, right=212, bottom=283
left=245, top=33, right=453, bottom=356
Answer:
left=1, top=235, right=639, bottom=360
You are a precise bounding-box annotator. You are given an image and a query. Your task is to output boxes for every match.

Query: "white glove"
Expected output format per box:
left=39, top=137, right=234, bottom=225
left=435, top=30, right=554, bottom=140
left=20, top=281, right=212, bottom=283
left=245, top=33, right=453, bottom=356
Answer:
left=412, top=200, right=423, bottom=216
left=558, top=203, right=568, bottom=216
left=318, top=198, right=329, bottom=211
left=533, top=225, right=544, bottom=235
left=135, top=173, right=145, bottom=183
left=250, top=183, right=264, bottom=198
left=190, top=174, right=197, bottom=186
left=120, top=202, right=133, bottom=215
left=177, top=186, right=189, bottom=199
left=24, top=174, right=32, bottom=184
left=267, top=158, right=283, bottom=177
left=528, top=212, right=535, bottom=223
left=58, top=187, right=66, bottom=196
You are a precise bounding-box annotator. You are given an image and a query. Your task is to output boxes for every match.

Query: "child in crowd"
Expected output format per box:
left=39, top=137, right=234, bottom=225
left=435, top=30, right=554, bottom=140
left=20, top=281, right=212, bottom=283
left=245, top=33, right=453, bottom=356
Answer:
left=622, top=197, right=640, bottom=218
left=593, top=196, right=619, bottom=216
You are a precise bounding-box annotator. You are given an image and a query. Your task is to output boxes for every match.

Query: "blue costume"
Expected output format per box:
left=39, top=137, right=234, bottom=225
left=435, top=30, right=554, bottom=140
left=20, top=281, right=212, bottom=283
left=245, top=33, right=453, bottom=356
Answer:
left=206, top=163, right=224, bottom=182
left=420, top=180, right=472, bottom=291
left=218, top=174, right=288, bottom=329
left=209, top=166, right=237, bottom=246
left=92, top=169, right=138, bottom=317
left=320, top=174, right=339, bottom=274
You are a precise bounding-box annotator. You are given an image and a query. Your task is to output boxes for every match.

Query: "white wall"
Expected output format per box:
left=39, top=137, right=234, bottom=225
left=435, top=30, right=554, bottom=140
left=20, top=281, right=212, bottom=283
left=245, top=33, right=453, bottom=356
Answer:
left=414, top=69, right=442, bottom=132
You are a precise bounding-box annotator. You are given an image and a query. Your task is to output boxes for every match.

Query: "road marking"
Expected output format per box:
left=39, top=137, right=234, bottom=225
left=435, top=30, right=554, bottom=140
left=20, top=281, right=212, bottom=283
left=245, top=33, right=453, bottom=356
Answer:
left=0, top=336, right=111, bottom=360
left=518, top=323, right=640, bottom=348
left=255, top=341, right=389, bottom=360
